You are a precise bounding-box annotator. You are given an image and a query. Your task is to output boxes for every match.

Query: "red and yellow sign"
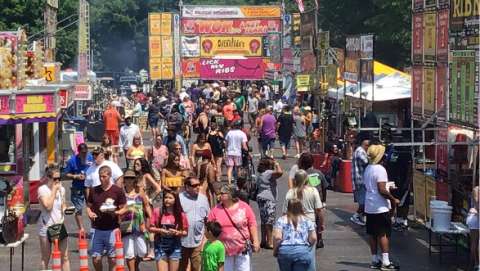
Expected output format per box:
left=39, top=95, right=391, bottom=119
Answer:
left=161, top=58, right=174, bottom=79
left=162, top=36, right=173, bottom=57
left=240, top=6, right=281, bottom=17
left=182, top=19, right=281, bottom=35
left=149, top=13, right=162, bottom=35
left=181, top=58, right=200, bottom=78
left=200, top=36, right=262, bottom=57
left=149, top=36, right=162, bottom=58
left=16, top=94, right=55, bottom=114
left=150, top=58, right=162, bottom=80
left=161, top=13, right=172, bottom=36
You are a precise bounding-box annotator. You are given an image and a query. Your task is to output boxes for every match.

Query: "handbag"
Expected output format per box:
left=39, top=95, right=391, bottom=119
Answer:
left=45, top=189, right=68, bottom=243
left=1, top=210, right=19, bottom=244
left=222, top=205, right=253, bottom=255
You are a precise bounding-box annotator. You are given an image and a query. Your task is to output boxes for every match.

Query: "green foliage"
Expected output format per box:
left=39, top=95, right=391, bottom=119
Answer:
left=0, top=0, right=412, bottom=72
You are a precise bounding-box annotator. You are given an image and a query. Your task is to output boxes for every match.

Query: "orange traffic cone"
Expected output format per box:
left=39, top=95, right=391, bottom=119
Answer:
left=79, top=230, right=89, bottom=271
left=51, top=239, right=61, bottom=271
left=114, top=229, right=125, bottom=271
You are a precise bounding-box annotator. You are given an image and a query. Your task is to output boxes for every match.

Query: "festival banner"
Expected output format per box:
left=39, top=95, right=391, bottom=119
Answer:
left=181, top=19, right=281, bottom=35
left=360, top=60, right=374, bottom=83
left=268, top=32, right=281, bottom=63
left=0, top=96, right=9, bottom=114
left=412, top=13, right=424, bottom=63
left=293, top=48, right=302, bottom=73
left=344, top=36, right=360, bottom=82
left=200, top=36, right=262, bottom=57
left=161, top=13, right=172, bottom=36
left=199, top=58, right=266, bottom=80
left=317, top=31, right=329, bottom=50
left=73, top=84, right=92, bottom=101
left=262, top=36, right=271, bottom=57
left=161, top=36, right=173, bottom=57
left=436, top=9, right=449, bottom=62
left=423, top=66, right=436, bottom=115
left=161, top=58, right=174, bottom=79
left=425, top=0, right=437, bottom=8
left=436, top=128, right=449, bottom=175
left=283, top=14, right=292, bottom=49
left=413, top=0, right=424, bottom=11
left=15, top=94, right=55, bottom=113
left=149, top=13, right=162, bottom=35
left=181, top=58, right=200, bottom=78
left=149, top=58, right=162, bottom=80
left=450, top=0, right=480, bottom=50
left=296, top=74, right=311, bottom=92
left=360, top=34, right=374, bottom=60
left=292, top=13, right=301, bottom=47
left=149, top=36, right=162, bottom=58
left=436, top=64, right=448, bottom=120
left=173, top=14, right=181, bottom=89
left=449, top=50, right=477, bottom=126
left=326, top=64, right=338, bottom=89
left=423, top=12, right=437, bottom=62
left=181, top=36, right=200, bottom=57
left=182, top=5, right=281, bottom=18
left=301, top=51, right=316, bottom=73
left=300, top=10, right=315, bottom=36
left=334, top=48, right=345, bottom=80
left=412, top=66, right=423, bottom=115
left=282, top=48, right=294, bottom=72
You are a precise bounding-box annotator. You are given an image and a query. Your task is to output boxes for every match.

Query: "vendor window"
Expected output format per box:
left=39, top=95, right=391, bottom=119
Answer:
left=0, top=125, right=16, bottom=173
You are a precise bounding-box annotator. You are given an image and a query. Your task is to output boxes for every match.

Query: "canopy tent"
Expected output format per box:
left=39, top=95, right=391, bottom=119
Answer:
left=328, top=61, right=410, bottom=102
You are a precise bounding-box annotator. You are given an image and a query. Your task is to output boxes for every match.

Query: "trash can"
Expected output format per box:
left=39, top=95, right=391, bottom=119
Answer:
left=335, top=160, right=353, bottom=193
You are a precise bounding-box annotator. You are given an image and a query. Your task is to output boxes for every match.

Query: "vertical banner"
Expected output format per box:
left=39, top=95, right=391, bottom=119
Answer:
left=161, top=58, right=174, bottom=79
left=334, top=48, right=345, bottom=80
left=181, top=36, right=200, bottom=57
left=268, top=32, right=282, bottom=63
left=423, top=12, right=437, bottom=62
left=436, top=64, right=448, bottom=120
left=173, top=14, right=181, bottom=90
left=149, top=13, right=161, bottom=35
left=292, top=13, right=301, bottom=47
left=360, top=34, right=374, bottom=60
left=344, top=36, right=360, bottom=82
left=282, top=14, right=292, bottom=49
left=423, top=66, right=436, bottom=115
left=412, top=66, right=423, bottom=115
left=413, top=0, right=424, bottom=11
left=149, top=36, right=162, bottom=58
left=449, top=50, right=477, bottom=126
left=149, top=58, right=162, bottom=80
left=360, top=60, right=374, bottom=83
left=436, top=9, right=449, bottom=62
left=162, top=36, right=173, bottom=57
left=77, top=0, right=88, bottom=82
left=436, top=128, right=449, bottom=174
left=412, top=13, right=424, bottom=63
left=301, top=51, right=316, bottom=73
left=161, top=13, right=172, bottom=35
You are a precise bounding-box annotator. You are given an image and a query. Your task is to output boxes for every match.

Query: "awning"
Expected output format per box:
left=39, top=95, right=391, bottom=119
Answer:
left=0, top=85, right=66, bottom=124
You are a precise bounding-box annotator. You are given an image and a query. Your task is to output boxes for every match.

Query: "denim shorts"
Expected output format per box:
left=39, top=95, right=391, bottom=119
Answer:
left=155, top=238, right=182, bottom=261
left=277, top=245, right=312, bottom=271
left=261, top=137, right=275, bottom=151
left=89, top=229, right=116, bottom=258
left=353, top=184, right=366, bottom=205
left=71, top=187, right=85, bottom=215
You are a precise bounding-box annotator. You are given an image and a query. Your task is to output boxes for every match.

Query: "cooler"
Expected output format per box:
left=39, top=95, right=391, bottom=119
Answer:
left=335, top=160, right=353, bottom=193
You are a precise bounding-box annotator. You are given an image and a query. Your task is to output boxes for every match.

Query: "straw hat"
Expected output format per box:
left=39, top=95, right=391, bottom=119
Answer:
left=367, top=144, right=386, bottom=165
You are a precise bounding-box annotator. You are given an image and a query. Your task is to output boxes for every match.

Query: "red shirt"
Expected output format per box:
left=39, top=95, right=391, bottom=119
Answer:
left=223, top=103, right=235, bottom=121
left=103, top=108, right=121, bottom=131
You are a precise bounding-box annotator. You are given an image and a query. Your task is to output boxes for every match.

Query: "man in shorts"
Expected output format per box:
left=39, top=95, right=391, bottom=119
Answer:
left=350, top=138, right=370, bottom=226
left=225, top=120, right=248, bottom=183
left=86, top=165, right=127, bottom=271
left=364, top=144, right=400, bottom=270
left=63, top=143, right=93, bottom=232
left=103, top=103, right=122, bottom=145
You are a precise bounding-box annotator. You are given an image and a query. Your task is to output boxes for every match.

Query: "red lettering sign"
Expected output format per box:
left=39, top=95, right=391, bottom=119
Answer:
left=182, top=19, right=281, bottom=35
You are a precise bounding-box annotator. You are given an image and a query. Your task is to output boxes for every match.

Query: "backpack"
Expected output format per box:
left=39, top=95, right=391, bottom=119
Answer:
left=0, top=178, right=21, bottom=244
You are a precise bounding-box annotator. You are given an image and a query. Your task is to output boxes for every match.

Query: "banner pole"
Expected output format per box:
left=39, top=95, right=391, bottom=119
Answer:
left=371, top=34, right=375, bottom=112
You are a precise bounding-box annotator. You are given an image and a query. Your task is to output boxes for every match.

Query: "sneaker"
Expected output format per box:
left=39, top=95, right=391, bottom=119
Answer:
left=350, top=214, right=366, bottom=226
left=294, top=154, right=300, bottom=158
left=380, top=262, right=400, bottom=270
left=369, top=261, right=382, bottom=269
left=316, top=239, right=324, bottom=248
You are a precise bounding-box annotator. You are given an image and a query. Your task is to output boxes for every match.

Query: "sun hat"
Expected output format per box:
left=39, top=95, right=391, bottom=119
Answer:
left=124, top=170, right=137, bottom=179
left=367, top=144, right=386, bottom=165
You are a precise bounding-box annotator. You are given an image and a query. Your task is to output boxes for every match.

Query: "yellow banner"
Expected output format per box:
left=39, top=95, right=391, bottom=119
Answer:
left=239, top=6, right=281, bottom=17
left=296, top=74, right=311, bottom=92
left=423, top=12, right=436, bottom=62
left=149, top=13, right=162, bottom=35
left=200, top=36, right=262, bottom=57
left=149, top=58, right=162, bottom=80
left=162, top=36, right=173, bottom=57
left=161, top=13, right=172, bottom=36
left=161, top=58, right=174, bottom=79
left=149, top=36, right=162, bottom=58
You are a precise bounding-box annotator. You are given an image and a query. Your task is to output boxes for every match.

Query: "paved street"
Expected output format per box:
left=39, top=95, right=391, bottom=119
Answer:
left=0, top=139, right=470, bottom=271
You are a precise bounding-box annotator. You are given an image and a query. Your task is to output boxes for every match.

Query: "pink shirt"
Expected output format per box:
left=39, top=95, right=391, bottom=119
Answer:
left=207, top=201, right=257, bottom=256
left=152, top=145, right=169, bottom=170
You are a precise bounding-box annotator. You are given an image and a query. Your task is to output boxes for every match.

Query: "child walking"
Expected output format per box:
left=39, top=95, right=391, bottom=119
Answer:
left=202, top=221, right=225, bottom=271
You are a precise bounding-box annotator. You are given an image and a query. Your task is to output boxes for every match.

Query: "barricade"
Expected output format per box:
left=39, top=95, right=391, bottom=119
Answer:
left=79, top=230, right=89, bottom=271
left=51, top=239, right=61, bottom=271
left=114, top=229, right=125, bottom=271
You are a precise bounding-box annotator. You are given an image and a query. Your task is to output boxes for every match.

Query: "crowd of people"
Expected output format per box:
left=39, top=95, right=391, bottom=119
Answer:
left=35, top=80, right=479, bottom=271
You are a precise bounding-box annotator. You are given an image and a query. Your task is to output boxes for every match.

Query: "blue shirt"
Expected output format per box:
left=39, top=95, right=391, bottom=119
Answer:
left=273, top=215, right=315, bottom=246
left=63, top=153, right=94, bottom=189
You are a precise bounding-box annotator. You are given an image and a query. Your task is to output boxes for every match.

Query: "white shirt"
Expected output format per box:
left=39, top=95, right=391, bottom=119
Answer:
left=262, top=85, right=271, bottom=100
left=274, top=101, right=284, bottom=113
left=225, top=129, right=247, bottom=156
left=364, top=164, right=391, bottom=214
left=84, top=160, right=124, bottom=188
left=37, top=185, right=65, bottom=236
left=120, top=123, right=141, bottom=150
left=179, top=91, right=189, bottom=101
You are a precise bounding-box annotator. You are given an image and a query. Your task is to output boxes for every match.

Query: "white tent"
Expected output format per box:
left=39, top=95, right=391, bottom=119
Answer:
left=328, top=63, right=411, bottom=102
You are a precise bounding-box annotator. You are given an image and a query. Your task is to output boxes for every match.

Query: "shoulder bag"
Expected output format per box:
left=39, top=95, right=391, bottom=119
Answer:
left=45, top=189, right=68, bottom=243
left=222, top=205, right=253, bottom=255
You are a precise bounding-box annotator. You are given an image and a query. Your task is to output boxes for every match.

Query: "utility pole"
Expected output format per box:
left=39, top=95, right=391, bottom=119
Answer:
left=44, top=0, right=58, bottom=62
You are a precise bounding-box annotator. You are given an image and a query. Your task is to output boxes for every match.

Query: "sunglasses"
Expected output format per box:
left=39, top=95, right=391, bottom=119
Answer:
left=188, top=183, right=201, bottom=188
left=52, top=177, right=61, bottom=181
